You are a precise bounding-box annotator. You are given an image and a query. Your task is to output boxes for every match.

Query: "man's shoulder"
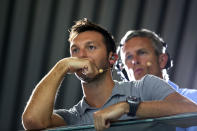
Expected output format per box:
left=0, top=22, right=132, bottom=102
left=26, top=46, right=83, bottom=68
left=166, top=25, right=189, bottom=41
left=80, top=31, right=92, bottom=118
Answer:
left=115, top=80, right=131, bottom=86
left=117, top=75, right=170, bottom=88
left=55, top=98, right=84, bottom=114
left=142, top=74, right=162, bottom=80
left=168, top=80, right=197, bottom=102
left=114, top=75, right=158, bottom=87
left=141, top=74, right=168, bottom=84
left=178, top=88, right=197, bottom=102
left=115, top=80, right=141, bottom=88
left=114, top=78, right=144, bottom=91
left=168, top=80, right=179, bottom=90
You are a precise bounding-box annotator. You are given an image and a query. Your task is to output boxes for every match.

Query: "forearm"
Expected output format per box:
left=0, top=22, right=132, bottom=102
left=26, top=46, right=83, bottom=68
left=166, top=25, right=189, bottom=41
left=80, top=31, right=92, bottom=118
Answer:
left=136, top=94, right=197, bottom=118
left=100, top=100, right=195, bottom=119
left=136, top=101, right=184, bottom=118
left=93, top=94, right=197, bottom=131
left=22, top=61, right=68, bottom=129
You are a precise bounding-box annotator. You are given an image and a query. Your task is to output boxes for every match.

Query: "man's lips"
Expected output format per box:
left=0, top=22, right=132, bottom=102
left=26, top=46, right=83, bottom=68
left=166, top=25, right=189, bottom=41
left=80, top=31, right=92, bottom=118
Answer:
left=134, top=68, right=143, bottom=75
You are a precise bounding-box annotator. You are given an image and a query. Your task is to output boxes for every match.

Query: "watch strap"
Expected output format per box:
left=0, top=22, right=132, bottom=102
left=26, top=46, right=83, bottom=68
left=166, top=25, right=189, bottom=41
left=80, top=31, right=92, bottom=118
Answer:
left=126, top=96, right=141, bottom=116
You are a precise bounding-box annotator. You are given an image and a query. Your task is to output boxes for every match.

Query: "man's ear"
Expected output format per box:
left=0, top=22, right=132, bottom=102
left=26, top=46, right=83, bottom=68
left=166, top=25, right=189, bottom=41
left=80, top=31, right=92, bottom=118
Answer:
left=159, top=53, right=168, bottom=69
left=109, top=52, right=118, bottom=65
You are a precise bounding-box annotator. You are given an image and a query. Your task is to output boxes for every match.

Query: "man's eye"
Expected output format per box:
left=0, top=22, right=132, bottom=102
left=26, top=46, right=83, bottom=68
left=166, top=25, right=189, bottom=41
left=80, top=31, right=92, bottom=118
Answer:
left=126, top=55, right=132, bottom=60
left=88, top=45, right=96, bottom=50
left=139, top=50, right=147, bottom=55
left=72, top=48, right=79, bottom=54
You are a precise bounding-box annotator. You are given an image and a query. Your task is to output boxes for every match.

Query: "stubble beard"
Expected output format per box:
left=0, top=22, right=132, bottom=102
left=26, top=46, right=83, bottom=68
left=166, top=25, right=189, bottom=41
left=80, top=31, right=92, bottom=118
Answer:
left=75, top=60, right=110, bottom=83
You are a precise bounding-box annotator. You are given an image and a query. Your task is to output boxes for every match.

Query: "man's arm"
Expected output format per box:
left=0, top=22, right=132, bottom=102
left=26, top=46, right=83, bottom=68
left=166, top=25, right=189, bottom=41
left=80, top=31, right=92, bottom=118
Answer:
left=136, top=92, right=197, bottom=117
left=22, top=59, right=68, bottom=130
left=22, top=57, right=99, bottom=130
left=93, top=92, right=197, bottom=131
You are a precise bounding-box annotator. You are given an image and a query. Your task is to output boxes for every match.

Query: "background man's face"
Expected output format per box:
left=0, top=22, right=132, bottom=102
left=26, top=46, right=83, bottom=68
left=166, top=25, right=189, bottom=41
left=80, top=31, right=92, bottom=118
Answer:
left=121, top=37, right=163, bottom=80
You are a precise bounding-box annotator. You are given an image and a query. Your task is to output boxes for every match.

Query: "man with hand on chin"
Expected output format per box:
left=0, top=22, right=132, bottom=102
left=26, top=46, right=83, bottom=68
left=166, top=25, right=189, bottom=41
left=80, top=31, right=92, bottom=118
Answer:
left=22, top=20, right=197, bottom=131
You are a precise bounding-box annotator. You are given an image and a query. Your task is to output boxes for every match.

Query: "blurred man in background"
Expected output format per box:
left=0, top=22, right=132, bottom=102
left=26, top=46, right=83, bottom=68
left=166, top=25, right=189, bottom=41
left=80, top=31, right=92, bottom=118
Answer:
left=118, top=29, right=197, bottom=131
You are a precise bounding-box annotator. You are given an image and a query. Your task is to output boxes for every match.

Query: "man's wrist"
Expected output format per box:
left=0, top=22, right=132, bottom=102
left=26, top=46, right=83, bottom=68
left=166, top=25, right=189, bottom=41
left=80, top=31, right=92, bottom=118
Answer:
left=126, top=96, right=141, bottom=116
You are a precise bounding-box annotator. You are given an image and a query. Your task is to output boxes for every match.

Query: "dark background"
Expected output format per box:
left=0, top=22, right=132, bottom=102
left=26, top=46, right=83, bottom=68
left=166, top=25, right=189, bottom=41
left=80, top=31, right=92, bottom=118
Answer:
left=0, top=0, right=197, bottom=130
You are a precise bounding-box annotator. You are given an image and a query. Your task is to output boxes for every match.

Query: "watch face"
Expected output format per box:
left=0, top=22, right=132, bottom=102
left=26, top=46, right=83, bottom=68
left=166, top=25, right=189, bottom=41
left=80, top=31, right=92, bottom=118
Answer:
left=127, top=96, right=141, bottom=103
left=126, top=96, right=141, bottom=116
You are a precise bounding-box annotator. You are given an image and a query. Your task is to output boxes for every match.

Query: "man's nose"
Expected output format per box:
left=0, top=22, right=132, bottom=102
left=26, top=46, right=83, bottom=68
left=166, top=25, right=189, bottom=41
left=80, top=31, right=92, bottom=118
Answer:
left=78, top=49, right=87, bottom=58
left=131, top=56, right=139, bottom=66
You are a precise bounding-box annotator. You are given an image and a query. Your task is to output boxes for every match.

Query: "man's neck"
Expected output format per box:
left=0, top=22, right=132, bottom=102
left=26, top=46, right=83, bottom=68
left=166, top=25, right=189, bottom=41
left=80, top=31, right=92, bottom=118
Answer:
left=82, top=71, right=114, bottom=108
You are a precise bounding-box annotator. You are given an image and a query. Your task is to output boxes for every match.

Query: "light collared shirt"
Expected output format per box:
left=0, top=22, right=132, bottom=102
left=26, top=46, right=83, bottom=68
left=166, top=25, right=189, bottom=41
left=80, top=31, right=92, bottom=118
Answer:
left=55, top=75, right=175, bottom=126
left=168, top=80, right=197, bottom=131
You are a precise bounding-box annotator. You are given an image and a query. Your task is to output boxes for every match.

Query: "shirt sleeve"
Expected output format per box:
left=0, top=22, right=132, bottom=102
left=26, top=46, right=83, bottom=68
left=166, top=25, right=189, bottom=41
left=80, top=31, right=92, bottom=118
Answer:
left=54, top=107, right=80, bottom=125
left=178, top=88, right=197, bottom=103
left=139, top=75, right=176, bottom=101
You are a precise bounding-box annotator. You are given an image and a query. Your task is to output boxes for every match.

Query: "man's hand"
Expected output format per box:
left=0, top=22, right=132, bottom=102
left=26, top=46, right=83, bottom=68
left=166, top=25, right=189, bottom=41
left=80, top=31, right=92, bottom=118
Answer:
left=59, top=57, right=99, bottom=78
left=22, top=57, right=100, bottom=130
left=93, top=102, right=129, bottom=131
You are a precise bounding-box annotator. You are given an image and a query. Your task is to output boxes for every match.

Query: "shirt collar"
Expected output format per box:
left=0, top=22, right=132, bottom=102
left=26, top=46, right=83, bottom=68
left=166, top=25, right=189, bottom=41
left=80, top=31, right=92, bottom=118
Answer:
left=79, top=81, right=126, bottom=115
left=168, top=80, right=179, bottom=90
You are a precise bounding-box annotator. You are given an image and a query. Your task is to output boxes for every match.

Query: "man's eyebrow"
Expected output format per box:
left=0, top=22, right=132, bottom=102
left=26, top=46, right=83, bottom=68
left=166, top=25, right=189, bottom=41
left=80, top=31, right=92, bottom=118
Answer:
left=125, top=52, right=132, bottom=56
left=125, top=48, right=148, bottom=55
left=137, top=48, right=149, bottom=52
left=86, top=41, right=94, bottom=45
left=70, top=44, right=77, bottom=49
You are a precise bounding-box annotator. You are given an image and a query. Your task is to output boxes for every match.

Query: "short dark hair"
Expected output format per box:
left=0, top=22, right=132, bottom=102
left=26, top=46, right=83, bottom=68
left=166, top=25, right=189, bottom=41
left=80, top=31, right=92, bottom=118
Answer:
left=69, top=18, right=116, bottom=54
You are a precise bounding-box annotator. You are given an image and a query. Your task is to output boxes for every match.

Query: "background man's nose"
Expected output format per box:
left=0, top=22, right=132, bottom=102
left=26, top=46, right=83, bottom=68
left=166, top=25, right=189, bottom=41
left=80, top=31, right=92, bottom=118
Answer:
left=131, top=56, right=140, bottom=66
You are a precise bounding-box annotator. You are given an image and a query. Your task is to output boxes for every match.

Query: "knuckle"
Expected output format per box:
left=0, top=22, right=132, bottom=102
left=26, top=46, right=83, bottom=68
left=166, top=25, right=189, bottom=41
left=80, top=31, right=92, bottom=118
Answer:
left=94, top=112, right=104, bottom=119
left=93, top=111, right=100, bottom=117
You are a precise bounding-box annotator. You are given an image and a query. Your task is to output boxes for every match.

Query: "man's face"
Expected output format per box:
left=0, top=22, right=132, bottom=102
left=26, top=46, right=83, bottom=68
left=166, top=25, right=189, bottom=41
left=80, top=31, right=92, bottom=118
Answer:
left=70, top=31, right=110, bottom=82
left=121, top=37, right=163, bottom=80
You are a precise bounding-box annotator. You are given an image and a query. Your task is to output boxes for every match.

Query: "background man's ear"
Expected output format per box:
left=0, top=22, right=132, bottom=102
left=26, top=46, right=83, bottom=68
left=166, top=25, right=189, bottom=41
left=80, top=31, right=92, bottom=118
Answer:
left=159, top=53, right=168, bottom=69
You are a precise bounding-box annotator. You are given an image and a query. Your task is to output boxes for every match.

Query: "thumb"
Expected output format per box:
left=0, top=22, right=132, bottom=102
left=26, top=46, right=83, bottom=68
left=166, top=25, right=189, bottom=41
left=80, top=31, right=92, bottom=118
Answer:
left=105, top=120, right=111, bottom=129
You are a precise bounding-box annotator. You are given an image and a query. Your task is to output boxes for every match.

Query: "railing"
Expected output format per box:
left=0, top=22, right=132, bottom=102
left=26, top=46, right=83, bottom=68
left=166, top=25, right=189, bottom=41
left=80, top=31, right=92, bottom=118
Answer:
left=46, top=112, right=197, bottom=131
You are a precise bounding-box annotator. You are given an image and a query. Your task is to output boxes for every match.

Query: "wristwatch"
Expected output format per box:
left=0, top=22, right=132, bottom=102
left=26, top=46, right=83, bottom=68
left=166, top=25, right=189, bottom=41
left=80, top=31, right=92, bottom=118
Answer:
left=126, top=96, right=141, bottom=116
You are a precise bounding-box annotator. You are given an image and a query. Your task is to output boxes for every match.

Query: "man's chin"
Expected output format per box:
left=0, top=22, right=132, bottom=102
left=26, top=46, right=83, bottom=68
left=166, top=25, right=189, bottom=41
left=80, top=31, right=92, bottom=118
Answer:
left=75, top=73, right=102, bottom=83
left=75, top=73, right=93, bottom=83
left=78, top=76, right=97, bottom=84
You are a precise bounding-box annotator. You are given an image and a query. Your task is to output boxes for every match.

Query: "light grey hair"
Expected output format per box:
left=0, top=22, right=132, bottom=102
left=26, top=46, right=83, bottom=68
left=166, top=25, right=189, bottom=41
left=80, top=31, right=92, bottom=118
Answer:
left=119, top=29, right=170, bottom=81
